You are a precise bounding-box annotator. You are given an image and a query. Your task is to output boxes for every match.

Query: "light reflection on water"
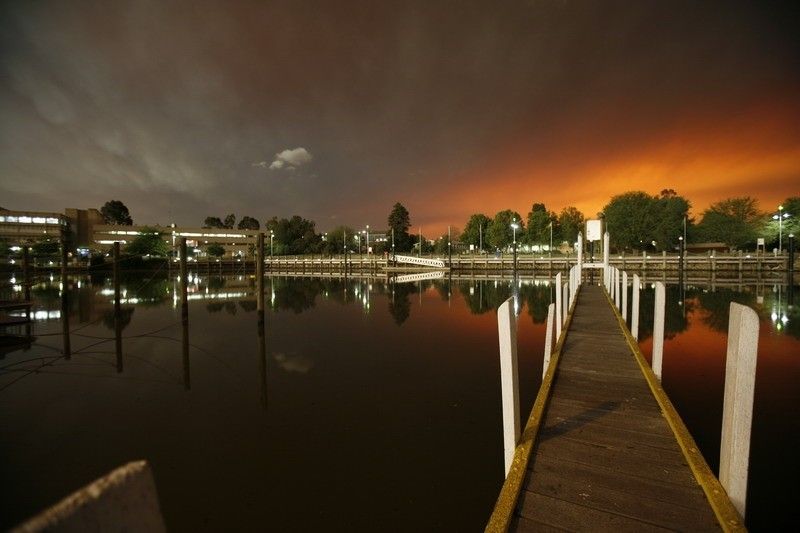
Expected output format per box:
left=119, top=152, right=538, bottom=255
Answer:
left=0, top=273, right=797, bottom=531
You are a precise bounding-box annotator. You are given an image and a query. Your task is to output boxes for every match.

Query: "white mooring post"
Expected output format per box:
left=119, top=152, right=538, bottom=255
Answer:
left=652, top=281, right=666, bottom=380
left=603, top=231, right=610, bottom=270
left=720, top=302, right=759, bottom=516
left=622, top=271, right=628, bottom=322
left=617, top=268, right=623, bottom=310
left=497, top=297, right=520, bottom=476
left=562, top=282, right=569, bottom=327
left=632, top=274, right=640, bottom=339
left=555, top=273, right=563, bottom=339
left=543, top=303, right=555, bottom=378
left=614, top=268, right=620, bottom=308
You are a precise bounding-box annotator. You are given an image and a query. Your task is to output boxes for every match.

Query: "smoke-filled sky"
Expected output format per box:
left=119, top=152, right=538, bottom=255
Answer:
left=1, top=0, right=798, bottom=233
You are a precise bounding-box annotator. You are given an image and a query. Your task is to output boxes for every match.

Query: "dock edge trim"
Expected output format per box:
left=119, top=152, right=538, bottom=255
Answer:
left=603, top=288, right=746, bottom=532
left=485, top=285, right=581, bottom=532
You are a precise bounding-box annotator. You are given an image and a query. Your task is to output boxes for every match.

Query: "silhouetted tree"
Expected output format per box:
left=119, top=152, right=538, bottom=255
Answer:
left=387, top=202, right=413, bottom=252
left=696, top=197, right=766, bottom=249
left=237, top=216, right=260, bottom=230
left=101, top=200, right=133, bottom=225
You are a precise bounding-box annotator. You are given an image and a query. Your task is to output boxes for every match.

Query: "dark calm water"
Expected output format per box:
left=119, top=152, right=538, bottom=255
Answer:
left=0, top=273, right=798, bottom=531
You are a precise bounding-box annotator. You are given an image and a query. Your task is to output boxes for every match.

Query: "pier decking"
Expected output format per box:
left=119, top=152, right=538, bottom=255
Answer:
left=488, top=284, right=744, bottom=532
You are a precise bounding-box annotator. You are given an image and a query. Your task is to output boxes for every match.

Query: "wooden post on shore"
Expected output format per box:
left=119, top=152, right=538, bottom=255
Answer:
left=180, top=238, right=190, bottom=390
left=555, top=273, right=563, bottom=339
left=562, top=281, right=568, bottom=327
left=543, top=303, right=555, bottom=379
left=256, top=233, right=265, bottom=313
left=113, top=242, right=122, bottom=372
left=652, top=281, right=665, bottom=381
left=632, top=274, right=640, bottom=339
left=720, top=302, right=759, bottom=516
left=497, top=297, right=520, bottom=476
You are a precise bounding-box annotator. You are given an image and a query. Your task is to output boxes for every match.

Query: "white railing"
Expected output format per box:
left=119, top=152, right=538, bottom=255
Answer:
left=393, top=255, right=446, bottom=268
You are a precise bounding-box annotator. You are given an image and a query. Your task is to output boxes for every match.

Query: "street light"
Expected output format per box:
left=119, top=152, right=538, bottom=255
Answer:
left=365, top=225, right=370, bottom=256
left=773, top=205, right=791, bottom=253
left=269, top=230, right=274, bottom=257
left=511, top=218, right=519, bottom=271
left=549, top=221, right=553, bottom=258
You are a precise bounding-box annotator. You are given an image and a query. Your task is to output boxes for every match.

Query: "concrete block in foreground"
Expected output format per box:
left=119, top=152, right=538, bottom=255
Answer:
left=13, top=460, right=165, bottom=533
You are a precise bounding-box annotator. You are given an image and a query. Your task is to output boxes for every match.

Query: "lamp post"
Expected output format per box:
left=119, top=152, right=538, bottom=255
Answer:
left=773, top=205, right=790, bottom=253
left=788, top=233, right=795, bottom=273
left=448, top=225, right=452, bottom=265
left=549, top=221, right=553, bottom=258
left=511, top=218, right=519, bottom=272
left=479, top=223, right=483, bottom=254
left=391, top=227, right=395, bottom=261
left=366, top=225, right=370, bottom=256
left=269, top=231, right=274, bottom=257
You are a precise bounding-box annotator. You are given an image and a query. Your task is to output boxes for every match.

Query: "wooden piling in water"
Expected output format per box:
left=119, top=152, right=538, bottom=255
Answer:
left=256, top=233, right=265, bottom=312
left=113, top=242, right=122, bottom=372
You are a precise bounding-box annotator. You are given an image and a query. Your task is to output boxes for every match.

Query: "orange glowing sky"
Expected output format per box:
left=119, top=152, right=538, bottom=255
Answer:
left=418, top=94, right=800, bottom=232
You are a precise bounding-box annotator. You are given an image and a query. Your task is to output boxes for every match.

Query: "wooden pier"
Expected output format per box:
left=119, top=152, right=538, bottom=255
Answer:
left=487, top=284, right=744, bottom=532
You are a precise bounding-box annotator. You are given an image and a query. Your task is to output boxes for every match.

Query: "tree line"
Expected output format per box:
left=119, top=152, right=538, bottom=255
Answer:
left=95, top=192, right=799, bottom=258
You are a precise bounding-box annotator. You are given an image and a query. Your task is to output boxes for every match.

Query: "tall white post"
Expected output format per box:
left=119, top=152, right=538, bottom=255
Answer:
left=603, top=231, right=610, bottom=269
left=632, top=274, right=640, bottom=339
left=652, top=281, right=665, bottom=380
left=614, top=268, right=620, bottom=308
left=562, top=282, right=569, bottom=326
left=622, top=271, right=628, bottom=322
left=720, top=302, right=759, bottom=516
left=555, top=273, right=563, bottom=339
left=497, top=297, right=520, bottom=476
left=543, top=303, right=555, bottom=379
left=576, top=232, right=583, bottom=271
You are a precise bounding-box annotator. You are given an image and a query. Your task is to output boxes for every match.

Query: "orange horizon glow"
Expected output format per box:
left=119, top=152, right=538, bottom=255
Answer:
left=412, top=96, right=800, bottom=235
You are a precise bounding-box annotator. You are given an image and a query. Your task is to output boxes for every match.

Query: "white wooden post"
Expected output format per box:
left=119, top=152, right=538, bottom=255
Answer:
left=652, top=281, right=665, bottom=380
left=543, top=303, right=555, bottom=379
left=614, top=268, right=620, bottom=308
left=497, top=297, right=520, bottom=476
left=603, top=231, right=610, bottom=269
left=720, top=302, right=759, bottom=516
left=562, top=281, right=568, bottom=325
left=617, top=268, right=623, bottom=310
left=632, top=274, right=640, bottom=339
left=622, top=271, right=628, bottom=322
left=555, top=273, right=563, bottom=339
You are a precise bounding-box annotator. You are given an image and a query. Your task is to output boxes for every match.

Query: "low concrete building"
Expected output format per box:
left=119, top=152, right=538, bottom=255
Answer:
left=93, top=224, right=259, bottom=257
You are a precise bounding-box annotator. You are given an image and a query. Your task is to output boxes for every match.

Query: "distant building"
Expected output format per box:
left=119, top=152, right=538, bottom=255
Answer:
left=0, top=207, right=105, bottom=247
left=1, top=207, right=258, bottom=257
left=0, top=208, right=68, bottom=243
left=93, top=225, right=258, bottom=257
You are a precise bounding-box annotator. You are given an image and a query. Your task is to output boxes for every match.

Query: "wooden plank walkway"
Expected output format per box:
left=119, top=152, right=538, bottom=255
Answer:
left=488, top=284, right=744, bottom=532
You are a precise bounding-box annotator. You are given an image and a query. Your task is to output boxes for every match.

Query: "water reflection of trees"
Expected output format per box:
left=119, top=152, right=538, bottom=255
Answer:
left=388, top=283, right=416, bottom=325
left=102, top=307, right=135, bottom=331
left=635, top=285, right=693, bottom=341
left=696, top=288, right=758, bottom=333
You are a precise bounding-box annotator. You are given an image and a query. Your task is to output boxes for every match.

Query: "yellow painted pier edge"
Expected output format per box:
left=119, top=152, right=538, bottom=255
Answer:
left=602, top=287, right=747, bottom=532
left=485, top=286, right=581, bottom=533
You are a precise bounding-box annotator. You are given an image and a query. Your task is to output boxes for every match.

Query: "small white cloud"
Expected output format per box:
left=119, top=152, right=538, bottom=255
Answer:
left=252, top=161, right=269, bottom=168
left=265, top=147, right=312, bottom=171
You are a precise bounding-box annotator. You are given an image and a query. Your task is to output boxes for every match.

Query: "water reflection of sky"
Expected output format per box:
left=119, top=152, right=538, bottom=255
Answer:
left=0, top=274, right=797, bottom=530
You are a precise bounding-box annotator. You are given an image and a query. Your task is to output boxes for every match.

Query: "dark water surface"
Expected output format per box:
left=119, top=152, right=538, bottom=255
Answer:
left=1, top=274, right=797, bottom=531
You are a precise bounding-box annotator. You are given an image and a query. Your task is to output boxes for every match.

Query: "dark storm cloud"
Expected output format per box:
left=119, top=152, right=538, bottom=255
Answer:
left=1, top=0, right=797, bottom=229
